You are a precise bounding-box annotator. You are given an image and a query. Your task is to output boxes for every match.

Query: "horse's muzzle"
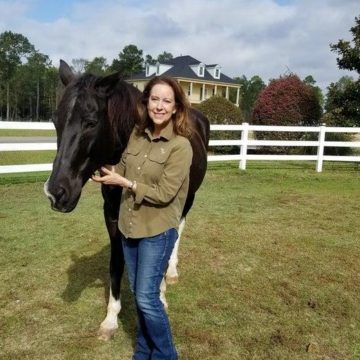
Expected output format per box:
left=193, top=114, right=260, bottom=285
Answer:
left=43, top=178, right=79, bottom=213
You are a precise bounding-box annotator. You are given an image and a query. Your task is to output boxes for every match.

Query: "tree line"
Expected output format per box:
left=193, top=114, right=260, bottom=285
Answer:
left=0, top=15, right=359, bottom=127
left=0, top=36, right=173, bottom=122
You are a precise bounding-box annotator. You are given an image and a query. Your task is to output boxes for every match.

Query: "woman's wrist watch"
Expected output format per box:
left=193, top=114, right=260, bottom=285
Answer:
left=128, top=180, right=136, bottom=191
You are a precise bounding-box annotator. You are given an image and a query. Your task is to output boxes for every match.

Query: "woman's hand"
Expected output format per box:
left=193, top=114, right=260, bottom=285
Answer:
left=92, top=166, right=131, bottom=188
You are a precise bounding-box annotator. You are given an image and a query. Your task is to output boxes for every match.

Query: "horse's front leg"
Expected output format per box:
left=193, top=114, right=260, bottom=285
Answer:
left=98, top=185, right=124, bottom=341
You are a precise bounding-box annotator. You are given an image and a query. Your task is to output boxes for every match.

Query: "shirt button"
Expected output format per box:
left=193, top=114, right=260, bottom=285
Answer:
left=137, top=166, right=141, bottom=170
left=144, top=154, right=148, bottom=158
left=128, top=208, right=132, bottom=212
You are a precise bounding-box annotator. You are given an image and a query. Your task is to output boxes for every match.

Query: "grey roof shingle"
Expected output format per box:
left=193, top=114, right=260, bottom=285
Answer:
left=127, top=55, right=238, bottom=85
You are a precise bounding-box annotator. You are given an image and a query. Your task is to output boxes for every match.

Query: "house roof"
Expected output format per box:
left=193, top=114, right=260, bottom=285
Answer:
left=127, top=55, right=239, bottom=85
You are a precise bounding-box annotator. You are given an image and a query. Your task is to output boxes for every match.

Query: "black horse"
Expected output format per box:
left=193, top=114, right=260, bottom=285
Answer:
left=44, top=60, right=209, bottom=340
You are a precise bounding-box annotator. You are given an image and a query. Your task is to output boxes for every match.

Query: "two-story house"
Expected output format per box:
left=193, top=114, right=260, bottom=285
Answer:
left=126, top=55, right=240, bottom=106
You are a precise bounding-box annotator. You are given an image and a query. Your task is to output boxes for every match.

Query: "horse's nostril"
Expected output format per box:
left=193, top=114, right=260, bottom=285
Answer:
left=55, top=186, right=66, bottom=202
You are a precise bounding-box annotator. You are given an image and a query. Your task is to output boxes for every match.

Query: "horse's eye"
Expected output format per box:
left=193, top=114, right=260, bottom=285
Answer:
left=83, top=119, right=98, bottom=129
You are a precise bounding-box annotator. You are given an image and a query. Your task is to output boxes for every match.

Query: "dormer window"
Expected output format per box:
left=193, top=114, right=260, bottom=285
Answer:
left=156, top=62, right=160, bottom=75
left=198, top=63, right=205, bottom=77
left=146, top=64, right=150, bottom=76
left=205, top=64, right=221, bottom=79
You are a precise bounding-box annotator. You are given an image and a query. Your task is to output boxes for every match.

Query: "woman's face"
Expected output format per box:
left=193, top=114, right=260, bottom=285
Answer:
left=147, top=83, right=177, bottom=132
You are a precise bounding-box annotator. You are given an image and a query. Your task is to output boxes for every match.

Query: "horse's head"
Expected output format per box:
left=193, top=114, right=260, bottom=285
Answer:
left=44, top=60, right=131, bottom=212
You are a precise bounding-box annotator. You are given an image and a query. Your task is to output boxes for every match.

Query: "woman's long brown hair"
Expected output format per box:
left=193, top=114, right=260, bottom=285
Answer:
left=137, top=76, right=192, bottom=138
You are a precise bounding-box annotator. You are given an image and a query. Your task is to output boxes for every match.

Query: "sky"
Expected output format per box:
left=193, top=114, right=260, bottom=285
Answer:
left=0, top=0, right=358, bottom=92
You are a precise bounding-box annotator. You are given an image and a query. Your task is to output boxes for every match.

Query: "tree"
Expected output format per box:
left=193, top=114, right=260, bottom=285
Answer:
left=110, top=44, right=144, bottom=78
left=71, top=58, right=87, bottom=73
left=157, top=51, right=173, bottom=63
left=252, top=74, right=322, bottom=150
left=145, top=54, right=156, bottom=65
left=84, top=56, right=109, bottom=75
left=327, top=15, right=360, bottom=126
left=303, top=75, right=324, bottom=108
left=0, top=31, right=35, bottom=120
left=325, top=76, right=358, bottom=126
left=253, top=74, right=322, bottom=127
left=43, top=66, right=61, bottom=119
left=231, top=75, right=265, bottom=122
left=26, top=51, right=52, bottom=121
left=330, top=15, right=360, bottom=73
left=8, top=52, right=53, bottom=121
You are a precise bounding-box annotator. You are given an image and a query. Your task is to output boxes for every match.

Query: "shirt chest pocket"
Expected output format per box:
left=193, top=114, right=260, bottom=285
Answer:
left=126, top=145, right=141, bottom=158
left=146, top=148, right=171, bottom=182
left=124, top=145, right=142, bottom=175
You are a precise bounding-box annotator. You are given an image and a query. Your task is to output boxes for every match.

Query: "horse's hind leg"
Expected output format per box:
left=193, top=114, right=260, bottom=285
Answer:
left=165, top=217, right=185, bottom=285
left=98, top=186, right=124, bottom=341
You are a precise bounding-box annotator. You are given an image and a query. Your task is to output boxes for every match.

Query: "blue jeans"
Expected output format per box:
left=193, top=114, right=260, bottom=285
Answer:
left=122, top=229, right=178, bottom=360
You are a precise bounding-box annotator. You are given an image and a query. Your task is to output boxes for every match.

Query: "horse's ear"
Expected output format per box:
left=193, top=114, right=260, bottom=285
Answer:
left=59, top=60, right=75, bottom=86
left=95, top=72, right=121, bottom=97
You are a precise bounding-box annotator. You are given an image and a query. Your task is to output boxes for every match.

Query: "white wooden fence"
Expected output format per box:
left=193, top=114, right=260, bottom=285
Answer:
left=1, top=121, right=360, bottom=174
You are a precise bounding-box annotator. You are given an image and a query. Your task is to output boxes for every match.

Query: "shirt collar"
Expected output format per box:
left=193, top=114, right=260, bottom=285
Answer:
left=145, top=120, right=175, bottom=141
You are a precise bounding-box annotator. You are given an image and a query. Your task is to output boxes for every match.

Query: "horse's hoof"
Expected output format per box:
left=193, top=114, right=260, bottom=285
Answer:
left=97, top=326, right=117, bottom=341
left=166, top=275, right=179, bottom=285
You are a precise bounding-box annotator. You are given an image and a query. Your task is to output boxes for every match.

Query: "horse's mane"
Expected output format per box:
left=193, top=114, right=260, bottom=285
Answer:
left=107, top=80, right=141, bottom=150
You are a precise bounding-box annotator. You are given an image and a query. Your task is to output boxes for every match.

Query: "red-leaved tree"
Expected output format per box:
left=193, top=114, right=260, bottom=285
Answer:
left=252, top=74, right=322, bottom=127
left=251, top=74, right=322, bottom=151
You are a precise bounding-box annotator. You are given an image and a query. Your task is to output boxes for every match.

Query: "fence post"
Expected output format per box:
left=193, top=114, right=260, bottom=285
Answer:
left=239, top=122, right=249, bottom=170
left=316, top=123, right=326, bottom=172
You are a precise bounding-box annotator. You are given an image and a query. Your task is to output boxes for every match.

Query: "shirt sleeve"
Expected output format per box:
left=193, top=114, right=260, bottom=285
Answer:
left=114, top=129, right=136, bottom=177
left=114, top=151, right=126, bottom=177
left=134, top=139, right=193, bottom=206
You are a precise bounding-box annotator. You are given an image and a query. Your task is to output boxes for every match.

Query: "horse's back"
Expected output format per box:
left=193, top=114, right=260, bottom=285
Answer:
left=187, top=108, right=210, bottom=195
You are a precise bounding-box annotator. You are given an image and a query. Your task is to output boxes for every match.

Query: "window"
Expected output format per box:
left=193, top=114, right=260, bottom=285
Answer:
left=188, top=85, right=191, bottom=96
left=215, top=68, right=220, bottom=78
left=199, top=65, right=204, bottom=77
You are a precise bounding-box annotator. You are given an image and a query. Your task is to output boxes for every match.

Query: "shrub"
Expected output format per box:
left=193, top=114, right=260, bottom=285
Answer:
left=195, top=96, right=243, bottom=154
left=252, top=74, right=322, bottom=153
left=296, top=132, right=353, bottom=156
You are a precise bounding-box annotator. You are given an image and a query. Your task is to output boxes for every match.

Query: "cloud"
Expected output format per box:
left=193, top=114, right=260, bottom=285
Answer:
left=0, top=0, right=358, bottom=91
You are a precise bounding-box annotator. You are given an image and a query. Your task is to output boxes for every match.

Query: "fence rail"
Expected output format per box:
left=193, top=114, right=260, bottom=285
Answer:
left=1, top=121, right=360, bottom=174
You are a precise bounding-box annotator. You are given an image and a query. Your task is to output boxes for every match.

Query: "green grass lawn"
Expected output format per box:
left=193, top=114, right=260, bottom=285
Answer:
left=0, top=129, right=55, bottom=137
left=0, top=162, right=359, bottom=359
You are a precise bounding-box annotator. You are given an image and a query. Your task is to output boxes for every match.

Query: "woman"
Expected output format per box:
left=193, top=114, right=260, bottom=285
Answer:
left=92, top=76, right=193, bottom=359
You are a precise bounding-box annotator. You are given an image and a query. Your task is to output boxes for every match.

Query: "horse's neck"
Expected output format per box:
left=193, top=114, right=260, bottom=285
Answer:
left=107, top=81, right=141, bottom=164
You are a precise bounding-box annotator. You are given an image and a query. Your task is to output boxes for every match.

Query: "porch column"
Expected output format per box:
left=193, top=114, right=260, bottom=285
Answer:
left=226, top=86, right=229, bottom=100
left=236, top=87, right=240, bottom=107
left=202, top=83, right=206, bottom=101
left=214, top=85, right=217, bottom=95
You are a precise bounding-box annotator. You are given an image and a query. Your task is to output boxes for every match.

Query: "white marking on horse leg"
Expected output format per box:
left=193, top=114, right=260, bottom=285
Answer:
left=98, top=288, right=121, bottom=341
left=166, top=217, right=185, bottom=285
left=160, top=277, right=168, bottom=311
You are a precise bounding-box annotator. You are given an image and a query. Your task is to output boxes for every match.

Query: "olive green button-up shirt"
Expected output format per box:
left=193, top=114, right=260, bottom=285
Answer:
left=115, top=120, right=193, bottom=239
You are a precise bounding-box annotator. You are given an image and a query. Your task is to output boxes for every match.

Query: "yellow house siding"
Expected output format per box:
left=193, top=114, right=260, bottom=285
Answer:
left=127, top=77, right=240, bottom=106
